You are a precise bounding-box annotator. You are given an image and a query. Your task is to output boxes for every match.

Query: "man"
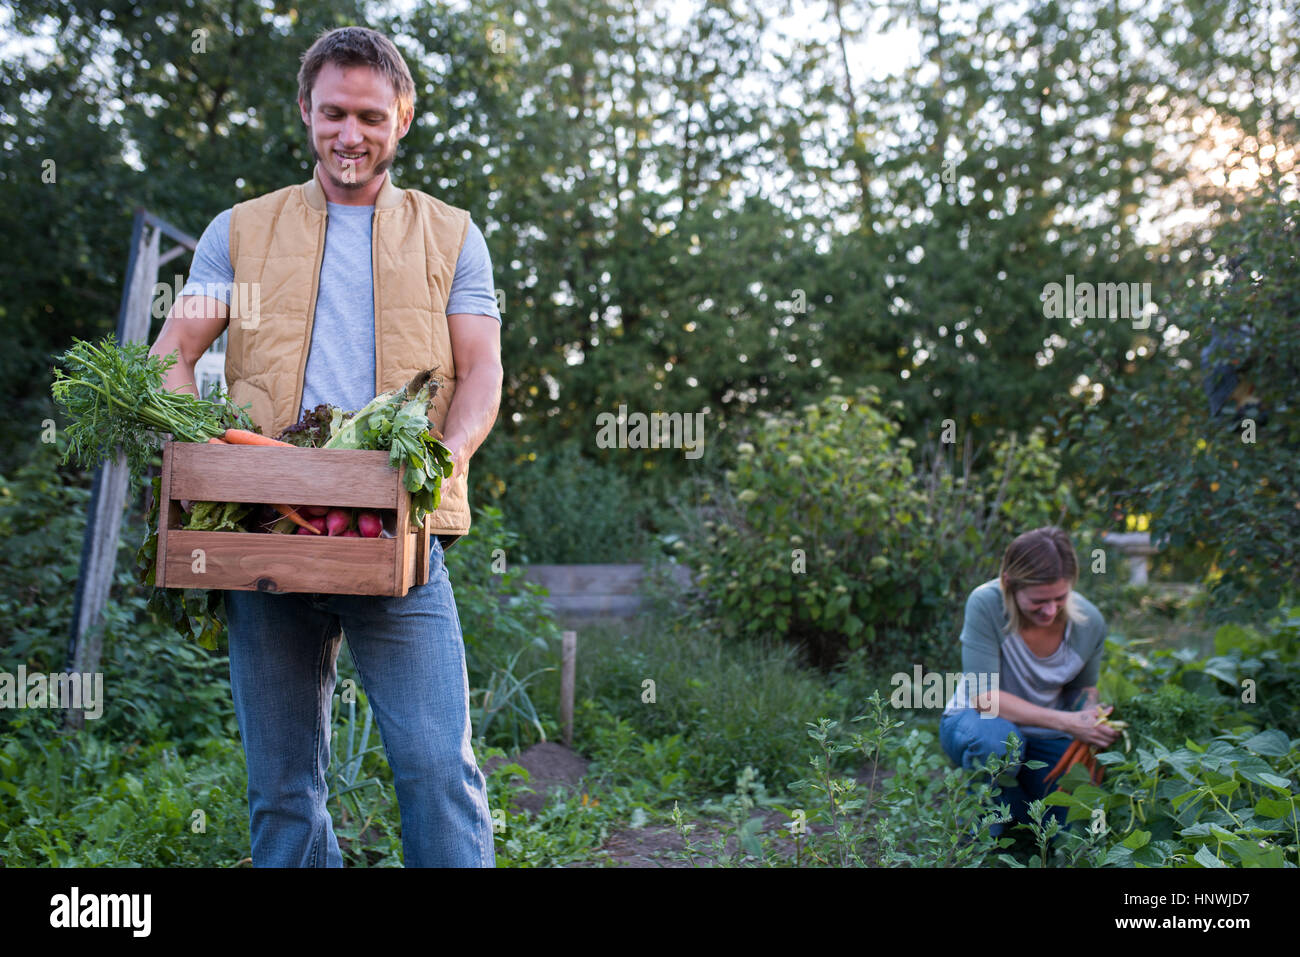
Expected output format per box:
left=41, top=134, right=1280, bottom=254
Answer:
left=148, top=26, right=501, bottom=867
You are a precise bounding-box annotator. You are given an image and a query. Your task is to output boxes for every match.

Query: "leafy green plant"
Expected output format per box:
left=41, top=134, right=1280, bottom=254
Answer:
left=445, top=504, right=563, bottom=752
left=1123, top=683, right=1216, bottom=748
left=485, top=442, right=653, bottom=564
left=665, top=694, right=1025, bottom=869
left=0, top=714, right=251, bottom=867
left=49, top=336, right=253, bottom=483
left=327, top=683, right=402, bottom=867
left=1100, top=610, right=1300, bottom=739
left=678, top=385, right=1074, bottom=670
left=472, top=646, right=555, bottom=753
left=1045, top=728, right=1299, bottom=867
left=483, top=735, right=655, bottom=868
left=868, top=724, right=1023, bottom=868
left=0, top=439, right=94, bottom=674
left=570, top=617, right=844, bottom=796
left=317, top=368, right=455, bottom=524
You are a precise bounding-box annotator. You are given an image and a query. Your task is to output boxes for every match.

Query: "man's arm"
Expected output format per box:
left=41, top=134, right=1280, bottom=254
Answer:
left=148, top=295, right=229, bottom=397
left=441, top=313, right=503, bottom=481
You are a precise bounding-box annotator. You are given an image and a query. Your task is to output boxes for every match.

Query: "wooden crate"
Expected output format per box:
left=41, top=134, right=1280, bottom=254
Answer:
left=156, top=441, right=431, bottom=596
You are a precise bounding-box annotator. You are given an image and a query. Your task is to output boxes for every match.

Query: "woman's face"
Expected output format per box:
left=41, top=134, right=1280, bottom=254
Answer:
left=1006, top=577, right=1071, bottom=627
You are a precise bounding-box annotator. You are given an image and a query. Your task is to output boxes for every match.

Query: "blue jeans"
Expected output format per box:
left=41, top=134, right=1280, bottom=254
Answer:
left=223, top=536, right=495, bottom=867
left=938, top=708, right=1072, bottom=836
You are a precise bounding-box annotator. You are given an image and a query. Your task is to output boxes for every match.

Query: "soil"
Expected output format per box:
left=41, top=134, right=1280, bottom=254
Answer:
left=482, top=740, right=900, bottom=867
left=482, top=741, right=593, bottom=815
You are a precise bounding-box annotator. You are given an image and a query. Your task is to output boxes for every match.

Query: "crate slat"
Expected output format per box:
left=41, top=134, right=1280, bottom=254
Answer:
left=155, top=441, right=432, bottom=597
left=162, top=530, right=401, bottom=595
left=414, top=515, right=430, bottom=585
left=167, top=443, right=401, bottom=509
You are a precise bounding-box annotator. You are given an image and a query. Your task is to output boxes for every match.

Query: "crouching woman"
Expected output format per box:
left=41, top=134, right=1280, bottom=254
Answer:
left=938, top=526, right=1120, bottom=834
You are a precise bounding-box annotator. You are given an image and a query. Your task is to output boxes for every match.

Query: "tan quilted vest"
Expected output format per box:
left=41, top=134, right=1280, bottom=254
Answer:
left=224, top=166, right=472, bottom=536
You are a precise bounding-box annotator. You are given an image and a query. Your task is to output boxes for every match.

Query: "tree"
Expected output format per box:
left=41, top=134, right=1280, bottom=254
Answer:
left=1075, top=184, right=1299, bottom=619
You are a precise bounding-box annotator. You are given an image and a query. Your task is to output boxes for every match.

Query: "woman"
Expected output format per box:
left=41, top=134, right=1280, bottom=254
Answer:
left=938, top=526, right=1120, bottom=836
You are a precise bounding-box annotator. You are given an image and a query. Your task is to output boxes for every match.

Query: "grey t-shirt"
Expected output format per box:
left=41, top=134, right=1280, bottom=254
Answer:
left=942, top=578, right=1107, bottom=739
left=181, top=194, right=501, bottom=415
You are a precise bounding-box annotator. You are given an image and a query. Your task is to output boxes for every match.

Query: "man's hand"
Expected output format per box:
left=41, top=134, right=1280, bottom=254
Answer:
left=442, top=434, right=467, bottom=483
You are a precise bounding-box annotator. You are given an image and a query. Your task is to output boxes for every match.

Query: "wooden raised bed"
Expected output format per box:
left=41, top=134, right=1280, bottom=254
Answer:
left=156, top=441, right=431, bottom=596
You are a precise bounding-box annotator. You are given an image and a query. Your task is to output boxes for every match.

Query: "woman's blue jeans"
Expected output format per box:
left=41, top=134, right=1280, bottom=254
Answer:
left=938, top=708, right=1072, bottom=837
left=222, top=536, right=496, bottom=867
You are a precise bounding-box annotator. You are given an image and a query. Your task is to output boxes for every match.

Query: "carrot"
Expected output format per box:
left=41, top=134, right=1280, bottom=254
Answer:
left=207, top=437, right=228, bottom=444
left=271, top=503, right=320, bottom=533
left=1045, top=740, right=1084, bottom=783
left=1082, top=749, right=1105, bottom=785
left=222, top=429, right=295, bottom=447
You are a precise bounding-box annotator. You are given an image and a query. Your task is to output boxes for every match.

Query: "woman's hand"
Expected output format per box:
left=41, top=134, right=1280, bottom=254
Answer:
left=1063, top=704, right=1122, bottom=748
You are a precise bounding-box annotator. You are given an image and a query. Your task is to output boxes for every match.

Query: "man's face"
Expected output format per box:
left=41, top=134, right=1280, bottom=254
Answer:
left=300, top=61, right=412, bottom=194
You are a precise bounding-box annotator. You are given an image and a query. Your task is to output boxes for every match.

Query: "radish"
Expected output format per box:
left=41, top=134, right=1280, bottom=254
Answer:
left=296, top=525, right=316, bottom=535
left=340, top=529, right=361, bottom=537
left=357, top=511, right=382, bottom=538
left=301, top=505, right=330, bottom=518
left=325, top=508, right=351, bottom=536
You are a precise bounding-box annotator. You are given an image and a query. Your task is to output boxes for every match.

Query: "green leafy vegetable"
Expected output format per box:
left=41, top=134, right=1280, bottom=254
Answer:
left=50, top=336, right=254, bottom=485
left=135, top=474, right=228, bottom=650
left=318, top=369, right=455, bottom=526
left=275, top=403, right=341, bottom=448
left=184, top=500, right=255, bottom=532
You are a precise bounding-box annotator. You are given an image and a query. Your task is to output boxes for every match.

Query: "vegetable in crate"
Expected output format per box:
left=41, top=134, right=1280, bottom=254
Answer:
left=50, top=336, right=256, bottom=484
left=185, top=500, right=256, bottom=532
left=277, top=404, right=338, bottom=449
left=276, top=368, right=455, bottom=527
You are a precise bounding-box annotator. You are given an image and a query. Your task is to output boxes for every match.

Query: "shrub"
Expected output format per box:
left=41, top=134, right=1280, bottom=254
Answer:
left=677, top=386, right=1075, bottom=671
left=484, top=443, right=652, bottom=563
left=1122, top=683, right=1216, bottom=748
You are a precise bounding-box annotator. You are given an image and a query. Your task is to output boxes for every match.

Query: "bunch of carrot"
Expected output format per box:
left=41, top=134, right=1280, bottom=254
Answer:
left=1044, top=705, right=1127, bottom=787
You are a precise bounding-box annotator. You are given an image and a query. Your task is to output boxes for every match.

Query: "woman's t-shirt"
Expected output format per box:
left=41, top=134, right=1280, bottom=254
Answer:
left=941, top=578, right=1107, bottom=739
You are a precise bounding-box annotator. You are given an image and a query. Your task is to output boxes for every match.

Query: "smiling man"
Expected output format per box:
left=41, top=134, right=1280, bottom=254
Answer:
left=147, top=26, right=502, bottom=867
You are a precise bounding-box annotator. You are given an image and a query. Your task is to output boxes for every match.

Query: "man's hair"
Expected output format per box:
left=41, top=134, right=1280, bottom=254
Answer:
left=998, top=525, right=1086, bottom=635
left=298, top=27, right=415, bottom=124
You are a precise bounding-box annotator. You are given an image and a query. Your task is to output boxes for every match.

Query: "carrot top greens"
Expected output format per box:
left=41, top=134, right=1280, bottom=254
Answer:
left=50, top=337, right=254, bottom=484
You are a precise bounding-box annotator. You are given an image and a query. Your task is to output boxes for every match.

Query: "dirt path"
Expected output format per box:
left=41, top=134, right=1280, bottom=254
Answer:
left=485, top=742, right=905, bottom=867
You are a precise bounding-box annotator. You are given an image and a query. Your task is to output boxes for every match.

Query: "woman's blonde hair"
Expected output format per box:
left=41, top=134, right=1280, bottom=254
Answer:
left=998, top=526, right=1087, bottom=635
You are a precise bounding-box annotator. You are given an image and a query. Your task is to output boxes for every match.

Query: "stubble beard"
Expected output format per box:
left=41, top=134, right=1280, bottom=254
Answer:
left=307, top=124, right=398, bottom=193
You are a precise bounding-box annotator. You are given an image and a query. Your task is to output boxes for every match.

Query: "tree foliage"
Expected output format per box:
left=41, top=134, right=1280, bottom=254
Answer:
left=1075, top=185, right=1300, bottom=618
left=2, top=0, right=1296, bottom=556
